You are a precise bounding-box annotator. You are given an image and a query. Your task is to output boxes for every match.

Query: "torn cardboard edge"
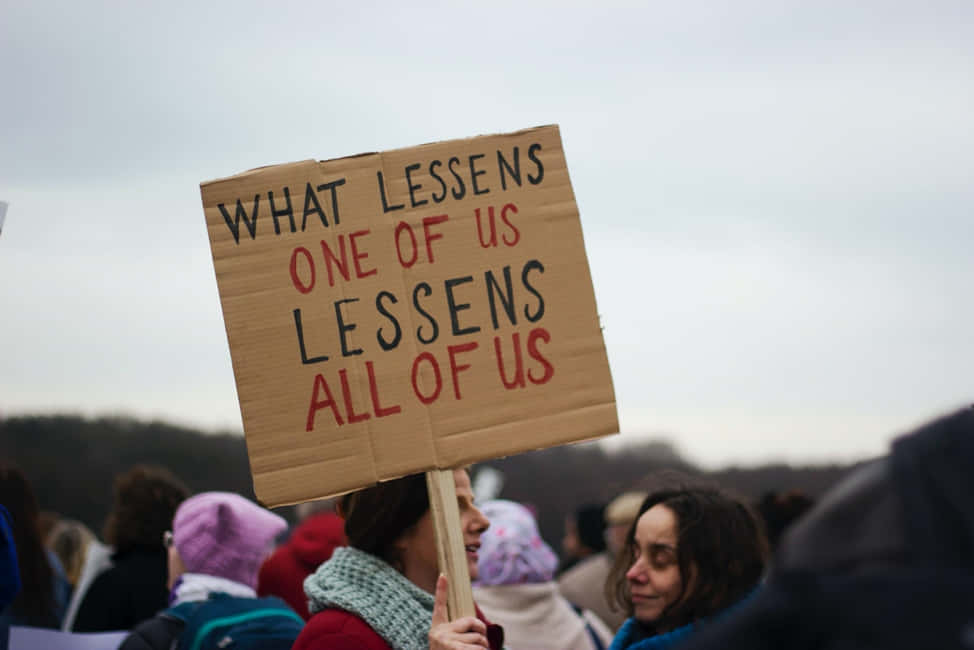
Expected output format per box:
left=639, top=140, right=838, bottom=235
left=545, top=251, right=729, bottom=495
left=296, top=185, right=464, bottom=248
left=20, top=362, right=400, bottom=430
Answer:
left=200, top=125, right=560, bottom=189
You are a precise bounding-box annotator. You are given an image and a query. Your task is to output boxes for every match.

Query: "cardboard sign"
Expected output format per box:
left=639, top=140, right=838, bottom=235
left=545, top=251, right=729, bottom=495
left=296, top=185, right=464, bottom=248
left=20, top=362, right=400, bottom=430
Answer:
left=201, top=125, right=617, bottom=507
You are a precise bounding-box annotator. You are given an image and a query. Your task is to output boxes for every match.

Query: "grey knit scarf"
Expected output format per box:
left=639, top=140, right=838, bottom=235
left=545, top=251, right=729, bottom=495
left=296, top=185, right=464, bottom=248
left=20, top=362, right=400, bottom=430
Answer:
left=304, top=546, right=435, bottom=650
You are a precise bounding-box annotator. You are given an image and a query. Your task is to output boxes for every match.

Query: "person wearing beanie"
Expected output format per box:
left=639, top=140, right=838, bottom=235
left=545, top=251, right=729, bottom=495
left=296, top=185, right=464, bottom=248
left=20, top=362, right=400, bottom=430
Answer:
left=257, top=510, right=347, bottom=619
left=560, top=492, right=647, bottom=632
left=120, top=492, right=303, bottom=650
left=292, top=469, right=504, bottom=650
left=474, top=500, right=613, bottom=650
left=603, top=492, right=648, bottom=556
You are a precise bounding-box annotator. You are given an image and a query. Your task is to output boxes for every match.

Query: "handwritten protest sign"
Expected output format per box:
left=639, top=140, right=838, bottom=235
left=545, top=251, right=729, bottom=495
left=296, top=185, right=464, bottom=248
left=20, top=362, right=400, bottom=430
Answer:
left=201, top=125, right=617, bottom=507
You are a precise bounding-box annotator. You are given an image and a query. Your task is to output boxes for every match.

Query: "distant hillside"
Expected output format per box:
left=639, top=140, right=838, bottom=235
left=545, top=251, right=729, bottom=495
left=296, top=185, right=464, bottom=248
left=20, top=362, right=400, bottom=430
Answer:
left=0, top=414, right=856, bottom=548
left=478, top=440, right=855, bottom=549
left=0, top=414, right=255, bottom=535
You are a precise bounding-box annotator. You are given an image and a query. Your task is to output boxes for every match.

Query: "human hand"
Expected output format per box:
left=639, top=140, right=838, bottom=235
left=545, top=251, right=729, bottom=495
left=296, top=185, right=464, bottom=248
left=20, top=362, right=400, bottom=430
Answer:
left=428, top=574, right=489, bottom=649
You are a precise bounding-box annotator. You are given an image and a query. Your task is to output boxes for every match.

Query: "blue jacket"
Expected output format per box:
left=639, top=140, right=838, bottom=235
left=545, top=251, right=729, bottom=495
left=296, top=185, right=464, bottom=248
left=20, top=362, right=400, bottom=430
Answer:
left=0, top=505, right=19, bottom=650
left=609, top=587, right=758, bottom=650
left=0, top=505, right=18, bottom=611
left=609, top=618, right=696, bottom=650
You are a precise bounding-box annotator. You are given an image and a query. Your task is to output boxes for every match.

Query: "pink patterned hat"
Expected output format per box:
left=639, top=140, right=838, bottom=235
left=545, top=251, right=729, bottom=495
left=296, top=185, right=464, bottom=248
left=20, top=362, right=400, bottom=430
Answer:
left=475, top=499, right=558, bottom=586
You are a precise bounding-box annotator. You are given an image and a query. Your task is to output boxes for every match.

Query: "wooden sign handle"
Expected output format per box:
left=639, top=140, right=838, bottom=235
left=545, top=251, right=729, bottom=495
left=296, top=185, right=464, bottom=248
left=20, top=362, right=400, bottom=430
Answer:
left=425, top=469, right=476, bottom=619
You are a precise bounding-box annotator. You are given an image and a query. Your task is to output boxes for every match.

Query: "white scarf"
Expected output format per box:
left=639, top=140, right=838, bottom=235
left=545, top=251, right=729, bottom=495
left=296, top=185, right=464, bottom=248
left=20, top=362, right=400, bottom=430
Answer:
left=171, top=572, right=256, bottom=605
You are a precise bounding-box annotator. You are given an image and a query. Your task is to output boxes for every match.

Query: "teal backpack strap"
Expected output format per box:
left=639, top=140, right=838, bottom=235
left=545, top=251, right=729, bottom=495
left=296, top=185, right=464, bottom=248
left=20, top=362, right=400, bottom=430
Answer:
left=176, top=595, right=304, bottom=650
left=165, top=600, right=204, bottom=623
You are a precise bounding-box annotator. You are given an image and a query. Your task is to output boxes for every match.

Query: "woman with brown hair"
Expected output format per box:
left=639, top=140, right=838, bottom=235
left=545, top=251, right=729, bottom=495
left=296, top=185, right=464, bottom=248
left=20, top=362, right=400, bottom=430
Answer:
left=72, top=464, right=189, bottom=632
left=292, top=468, right=504, bottom=650
left=605, top=485, right=768, bottom=650
left=0, top=465, right=71, bottom=630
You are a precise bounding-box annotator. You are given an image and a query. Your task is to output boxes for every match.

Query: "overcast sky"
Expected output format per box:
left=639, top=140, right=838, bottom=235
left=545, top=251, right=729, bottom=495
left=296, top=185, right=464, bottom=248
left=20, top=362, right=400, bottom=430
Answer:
left=2, top=0, right=971, bottom=468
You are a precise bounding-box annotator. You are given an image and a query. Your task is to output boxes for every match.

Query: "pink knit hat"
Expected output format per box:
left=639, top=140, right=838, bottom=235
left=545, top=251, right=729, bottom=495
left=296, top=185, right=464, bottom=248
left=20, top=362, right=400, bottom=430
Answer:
left=172, top=492, right=287, bottom=589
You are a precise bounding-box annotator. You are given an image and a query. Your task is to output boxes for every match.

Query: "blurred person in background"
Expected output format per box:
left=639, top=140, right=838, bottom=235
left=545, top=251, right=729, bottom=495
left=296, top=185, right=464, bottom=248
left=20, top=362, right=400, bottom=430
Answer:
left=73, top=464, right=189, bottom=632
left=0, top=465, right=71, bottom=631
left=603, top=493, right=648, bottom=557
left=605, top=485, right=768, bottom=650
left=257, top=498, right=346, bottom=620
left=120, top=491, right=301, bottom=650
left=292, top=469, right=504, bottom=650
left=51, top=518, right=112, bottom=631
left=560, top=503, right=606, bottom=573
left=561, top=491, right=646, bottom=631
left=754, top=491, right=814, bottom=552
left=36, top=511, right=60, bottom=549
left=46, top=518, right=96, bottom=590
left=474, top=499, right=613, bottom=650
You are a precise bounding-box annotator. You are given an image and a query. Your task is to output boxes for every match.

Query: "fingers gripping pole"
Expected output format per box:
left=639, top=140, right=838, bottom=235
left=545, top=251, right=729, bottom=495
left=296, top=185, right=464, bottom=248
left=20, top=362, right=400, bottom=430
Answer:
left=425, top=469, right=476, bottom=619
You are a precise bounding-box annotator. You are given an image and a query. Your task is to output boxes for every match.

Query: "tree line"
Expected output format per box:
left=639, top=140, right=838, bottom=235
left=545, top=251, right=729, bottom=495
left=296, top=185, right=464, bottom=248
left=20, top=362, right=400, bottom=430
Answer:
left=0, top=414, right=856, bottom=547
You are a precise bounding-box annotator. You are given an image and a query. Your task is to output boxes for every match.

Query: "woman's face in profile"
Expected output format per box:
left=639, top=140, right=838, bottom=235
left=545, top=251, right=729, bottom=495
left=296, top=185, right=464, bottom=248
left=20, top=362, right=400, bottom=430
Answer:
left=396, top=469, right=490, bottom=593
left=625, top=504, right=685, bottom=624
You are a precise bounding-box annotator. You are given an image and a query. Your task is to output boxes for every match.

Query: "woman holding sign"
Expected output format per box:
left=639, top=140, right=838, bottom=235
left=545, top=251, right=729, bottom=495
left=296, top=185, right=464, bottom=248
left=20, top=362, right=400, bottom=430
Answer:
left=292, top=468, right=503, bottom=650
left=605, top=485, right=768, bottom=650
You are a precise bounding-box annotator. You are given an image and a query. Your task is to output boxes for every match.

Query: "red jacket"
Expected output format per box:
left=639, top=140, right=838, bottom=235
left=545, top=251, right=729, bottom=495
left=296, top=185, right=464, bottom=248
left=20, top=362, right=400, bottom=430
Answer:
left=256, top=512, right=346, bottom=620
left=292, top=606, right=505, bottom=650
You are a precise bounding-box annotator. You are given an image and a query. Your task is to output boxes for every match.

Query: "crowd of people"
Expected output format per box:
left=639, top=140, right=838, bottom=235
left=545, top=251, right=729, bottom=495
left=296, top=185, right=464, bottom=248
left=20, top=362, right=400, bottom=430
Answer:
left=1, top=407, right=971, bottom=649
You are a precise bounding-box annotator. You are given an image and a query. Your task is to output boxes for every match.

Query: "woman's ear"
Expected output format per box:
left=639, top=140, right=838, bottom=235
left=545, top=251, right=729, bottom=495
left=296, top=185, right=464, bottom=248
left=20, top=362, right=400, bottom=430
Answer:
left=393, top=524, right=414, bottom=551
left=167, top=545, right=186, bottom=591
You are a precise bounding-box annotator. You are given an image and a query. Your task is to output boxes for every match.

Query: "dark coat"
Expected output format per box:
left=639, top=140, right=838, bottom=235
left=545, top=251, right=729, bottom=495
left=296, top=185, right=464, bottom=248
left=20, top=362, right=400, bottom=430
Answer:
left=292, top=607, right=504, bottom=650
left=680, top=407, right=974, bottom=650
left=118, top=612, right=183, bottom=650
left=72, top=547, right=169, bottom=632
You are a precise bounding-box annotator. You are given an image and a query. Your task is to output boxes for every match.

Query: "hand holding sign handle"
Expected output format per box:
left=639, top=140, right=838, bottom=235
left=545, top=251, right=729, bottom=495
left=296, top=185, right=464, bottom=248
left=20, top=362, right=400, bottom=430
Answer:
left=429, top=573, right=489, bottom=650
left=425, top=469, right=477, bottom=619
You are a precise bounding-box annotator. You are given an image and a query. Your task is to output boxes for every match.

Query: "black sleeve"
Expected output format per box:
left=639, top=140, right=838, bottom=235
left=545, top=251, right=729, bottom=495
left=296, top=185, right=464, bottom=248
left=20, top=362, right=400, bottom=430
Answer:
left=119, top=616, right=184, bottom=650
left=72, top=570, right=119, bottom=632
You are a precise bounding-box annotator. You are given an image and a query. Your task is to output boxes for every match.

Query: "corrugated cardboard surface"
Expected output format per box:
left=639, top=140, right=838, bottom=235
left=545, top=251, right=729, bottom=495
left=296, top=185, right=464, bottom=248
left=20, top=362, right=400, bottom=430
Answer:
left=201, top=125, right=617, bottom=507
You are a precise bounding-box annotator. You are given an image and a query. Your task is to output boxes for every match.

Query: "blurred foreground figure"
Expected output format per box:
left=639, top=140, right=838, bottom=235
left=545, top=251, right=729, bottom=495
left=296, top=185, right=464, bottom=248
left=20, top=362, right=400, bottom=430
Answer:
left=257, top=504, right=346, bottom=619
left=680, top=407, right=974, bottom=650
left=606, top=485, right=768, bottom=650
left=73, top=465, right=189, bottom=632
left=561, top=491, right=645, bottom=631
left=0, top=465, right=71, bottom=634
left=120, top=491, right=300, bottom=650
left=474, top=500, right=613, bottom=650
